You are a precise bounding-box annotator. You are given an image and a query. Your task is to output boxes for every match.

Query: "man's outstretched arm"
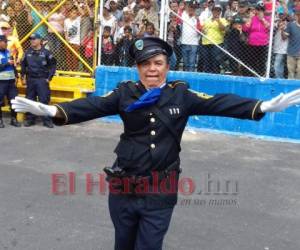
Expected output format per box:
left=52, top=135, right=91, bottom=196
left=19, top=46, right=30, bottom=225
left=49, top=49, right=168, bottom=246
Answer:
left=11, top=89, right=120, bottom=125
left=186, top=88, right=300, bottom=120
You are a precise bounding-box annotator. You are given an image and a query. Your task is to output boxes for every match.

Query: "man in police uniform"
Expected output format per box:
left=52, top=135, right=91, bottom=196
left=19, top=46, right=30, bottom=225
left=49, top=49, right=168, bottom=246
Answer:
left=11, top=37, right=300, bottom=249
left=20, top=33, right=56, bottom=128
left=0, top=35, right=20, bottom=128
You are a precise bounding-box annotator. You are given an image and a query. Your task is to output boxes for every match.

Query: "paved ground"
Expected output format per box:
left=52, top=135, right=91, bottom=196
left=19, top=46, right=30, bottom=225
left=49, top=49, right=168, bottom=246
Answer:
left=0, top=117, right=300, bottom=250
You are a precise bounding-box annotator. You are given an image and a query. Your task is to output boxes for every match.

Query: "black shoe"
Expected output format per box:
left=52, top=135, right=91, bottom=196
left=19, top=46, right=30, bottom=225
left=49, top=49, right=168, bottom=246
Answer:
left=0, top=119, right=4, bottom=128
left=10, top=118, right=21, bottom=127
left=43, top=120, right=54, bottom=128
left=24, top=120, right=35, bottom=127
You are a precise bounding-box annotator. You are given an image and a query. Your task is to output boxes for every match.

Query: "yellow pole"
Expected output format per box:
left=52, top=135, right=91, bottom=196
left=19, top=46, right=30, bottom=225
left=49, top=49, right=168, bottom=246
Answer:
left=93, top=0, right=100, bottom=70
left=56, top=70, right=91, bottom=77
left=20, top=0, right=68, bottom=45
left=23, top=0, right=93, bottom=73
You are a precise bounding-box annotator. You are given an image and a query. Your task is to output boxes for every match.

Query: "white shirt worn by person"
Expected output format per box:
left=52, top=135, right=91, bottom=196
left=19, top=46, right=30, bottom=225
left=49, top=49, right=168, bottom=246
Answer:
left=181, top=11, right=200, bottom=46
left=101, top=15, right=117, bottom=35
left=273, top=28, right=288, bottom=54
left=64, top=17, right=81, bottom=45
left=199, top=8, right=212, bottom=23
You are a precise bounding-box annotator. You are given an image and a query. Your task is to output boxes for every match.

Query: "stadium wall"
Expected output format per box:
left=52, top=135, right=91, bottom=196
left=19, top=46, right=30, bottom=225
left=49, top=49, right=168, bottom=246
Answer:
left=92, top=66, right=300, bottom=141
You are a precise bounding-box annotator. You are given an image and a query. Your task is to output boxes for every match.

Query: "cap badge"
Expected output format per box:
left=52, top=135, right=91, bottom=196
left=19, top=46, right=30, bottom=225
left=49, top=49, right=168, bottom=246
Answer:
left=135, top=40, right=144, bottom=50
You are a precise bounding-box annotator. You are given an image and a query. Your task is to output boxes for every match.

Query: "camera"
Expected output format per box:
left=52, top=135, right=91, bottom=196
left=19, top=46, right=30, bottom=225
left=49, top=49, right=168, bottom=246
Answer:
left=142, top=18, right=149, bottom=25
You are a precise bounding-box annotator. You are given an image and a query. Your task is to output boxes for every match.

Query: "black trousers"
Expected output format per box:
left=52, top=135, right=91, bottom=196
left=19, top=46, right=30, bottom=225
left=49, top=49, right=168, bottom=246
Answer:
left=202, top=44, right=222, bottom=74
left=109, top=193, right=174, bottom=250
left=25, top=77, right=51, bottom=122
left=243, top=45, right=268, bottom=77
left=0, top=79, right=18, bottom=119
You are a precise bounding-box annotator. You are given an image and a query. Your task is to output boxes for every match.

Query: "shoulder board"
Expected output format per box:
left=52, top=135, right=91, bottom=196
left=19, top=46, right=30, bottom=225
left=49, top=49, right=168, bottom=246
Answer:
left=101, top=81, right=135, bottom=97
left=116, top=80, right=136, bottom=88
left=168, top=80, right=190, bottom=88
left=101, top=91, right=114, bottom=97
left=189, top=89, right=214, bottom=99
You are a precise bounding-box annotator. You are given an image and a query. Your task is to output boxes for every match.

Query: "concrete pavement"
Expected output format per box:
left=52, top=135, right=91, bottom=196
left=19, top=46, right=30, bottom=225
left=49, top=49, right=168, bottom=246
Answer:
left=0, top=118, right=300, bottom=250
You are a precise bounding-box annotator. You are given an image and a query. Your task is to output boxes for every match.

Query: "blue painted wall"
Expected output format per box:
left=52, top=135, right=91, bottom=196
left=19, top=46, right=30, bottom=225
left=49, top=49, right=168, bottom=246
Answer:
left=93, top=66, right=300, bottom=141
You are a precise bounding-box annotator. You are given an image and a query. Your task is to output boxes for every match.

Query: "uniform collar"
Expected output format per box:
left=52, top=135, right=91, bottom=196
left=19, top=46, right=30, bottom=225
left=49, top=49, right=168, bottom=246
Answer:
left=138, top=81, right=167, bottom=92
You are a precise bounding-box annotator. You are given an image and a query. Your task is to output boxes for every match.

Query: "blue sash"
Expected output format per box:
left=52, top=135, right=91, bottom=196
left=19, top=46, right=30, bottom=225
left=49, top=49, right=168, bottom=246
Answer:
left=125, top=87, right=162, bottom=112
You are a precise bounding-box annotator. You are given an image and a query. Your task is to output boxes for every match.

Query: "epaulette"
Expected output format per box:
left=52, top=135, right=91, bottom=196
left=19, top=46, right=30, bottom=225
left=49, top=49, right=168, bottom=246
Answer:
left=102, top=81, right=136, bottom=97
left=117, top=80, right=136, bottom=88
left=168, top=80, right=190, bottom=89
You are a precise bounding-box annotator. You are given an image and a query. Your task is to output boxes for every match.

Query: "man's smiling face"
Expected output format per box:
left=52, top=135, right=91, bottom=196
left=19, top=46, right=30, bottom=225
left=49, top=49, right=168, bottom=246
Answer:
left=137, top=54, right=169, bottom=89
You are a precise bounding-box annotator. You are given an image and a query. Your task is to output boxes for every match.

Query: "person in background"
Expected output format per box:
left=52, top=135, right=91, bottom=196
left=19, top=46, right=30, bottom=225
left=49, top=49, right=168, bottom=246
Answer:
left=0, top=21, right=23, bottom=65
left=233, top=0, right=250, bottom=23
left=123, top=0, right=136, bottom=12
left=276, top=0, right=288, bottom=17
left=293, top=0, right=300, bottom=16
left=273, top=11, right=288, bottom=79
left=264, top=0, right=274, bottom=16
left=169, top=0, right=182, bottom=24
left=64, top=6, right=81, bottom=71
left=181, top=1, right=200, bottom=72
left=14, top=0, right=32, bottom=41
left=178, top=0, right=185, bottom=17
left=224, top=0, right=239, bottom=21
left=82, top=29, right=94, bottom=67
left=219, top=0, right=230, bottom=14
left=8, top=0, right=17, bottom=6
left=287, top=0, right=300, bottom=16
left=101, top=26, right=115, bottom=65
left=5, top=4, right=16, bottom=27
left=0, top=0, right=7, bottom=10
left=135, top=0, right=159, bottom=36
left=199, top=0, right=214, bottom=23
left=115, top=25, right=135, bottom=66
left=77, top=0, right=93, bottom=42
left=224, top=16, right=247, bottom=75
left=106, top=0, right=123, bottom=22
left=76, top=0, right=93, bottom=71
left=31, top=1, right=48, bottom=39
left=20, top=33, right=56, bottom=128
left=101, top=6, right=117, bottom=37
left=139, top=21, right=156, bottom=37
left=0, top=34, right=20, bottom=128
left=0, top=5, right=9, bottom=22
left=201, top=4, right=228, bottom=73
left=282, top=6, right=300, bottom=79
left=243, top=1, right=270, bottom=77
left=167, top=13, right=181, bottom=70
left=47, top=3, right=65, bottom=70
left=114, top=7, right=138, bottom=44
left=128, top=0, right=137, bottom=11
left=64, top=0, right=73, bottom=13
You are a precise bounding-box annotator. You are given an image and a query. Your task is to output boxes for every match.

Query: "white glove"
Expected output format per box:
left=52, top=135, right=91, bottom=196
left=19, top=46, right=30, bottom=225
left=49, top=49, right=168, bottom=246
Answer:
left=11, top=96, right=57, bottom=117
left=260, top=89, right=300, bottom=112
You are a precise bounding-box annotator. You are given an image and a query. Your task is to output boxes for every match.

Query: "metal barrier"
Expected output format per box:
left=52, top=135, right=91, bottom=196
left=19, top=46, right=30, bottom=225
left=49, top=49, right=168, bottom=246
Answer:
left=2, top=0, right=100, bottom=119
left=20, top=0, right=99, bottom=74
left=98, top=0, right=299, bottom=80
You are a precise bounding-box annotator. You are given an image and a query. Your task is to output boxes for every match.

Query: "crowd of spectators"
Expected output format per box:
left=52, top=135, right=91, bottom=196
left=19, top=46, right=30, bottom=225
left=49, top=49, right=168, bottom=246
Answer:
left=0, top=0, right=299, bottom=79
left=99, top=0, right=300, bottom=79
left=0, top=0, right=95, bottom=71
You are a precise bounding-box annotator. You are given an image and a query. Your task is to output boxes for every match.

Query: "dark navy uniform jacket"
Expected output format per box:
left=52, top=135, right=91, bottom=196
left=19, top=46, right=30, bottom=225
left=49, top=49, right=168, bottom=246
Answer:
left=20, top=47, right=56, bottom=80
left=53, top=81, right=265, bottom=176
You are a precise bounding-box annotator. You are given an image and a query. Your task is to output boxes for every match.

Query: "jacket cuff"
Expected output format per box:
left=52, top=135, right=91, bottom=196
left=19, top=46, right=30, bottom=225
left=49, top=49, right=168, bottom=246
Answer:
left=251, top=100, right=265, bottom=121
left=52, top=104, right=69, bottom=126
